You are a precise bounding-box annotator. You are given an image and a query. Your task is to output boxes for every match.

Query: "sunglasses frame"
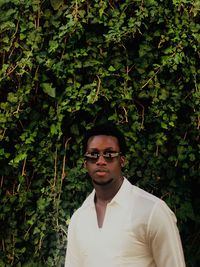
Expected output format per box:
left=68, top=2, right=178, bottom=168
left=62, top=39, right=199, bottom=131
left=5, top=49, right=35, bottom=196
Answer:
left=84, top=151, right=122, bottom=162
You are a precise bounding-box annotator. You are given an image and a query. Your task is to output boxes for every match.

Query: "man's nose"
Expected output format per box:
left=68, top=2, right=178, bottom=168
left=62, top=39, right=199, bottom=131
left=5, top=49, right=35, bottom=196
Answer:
left=96, top=154, right=107, bottom=164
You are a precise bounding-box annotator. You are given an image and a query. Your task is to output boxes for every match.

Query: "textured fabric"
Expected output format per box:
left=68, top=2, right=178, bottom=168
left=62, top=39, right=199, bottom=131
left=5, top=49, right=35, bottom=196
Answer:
left=65, top=178, right=186, bottom=267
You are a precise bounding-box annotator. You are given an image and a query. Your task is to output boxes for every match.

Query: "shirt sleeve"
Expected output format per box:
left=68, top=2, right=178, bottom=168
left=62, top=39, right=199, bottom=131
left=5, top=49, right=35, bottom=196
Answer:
left=147, top=200, right=186, bottom=267
left=64, top=214, right=82, bottom=267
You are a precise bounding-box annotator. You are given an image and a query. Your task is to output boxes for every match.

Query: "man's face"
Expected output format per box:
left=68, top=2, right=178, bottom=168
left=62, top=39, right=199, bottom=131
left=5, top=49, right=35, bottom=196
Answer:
left=84, top=135, right=125, bottom=186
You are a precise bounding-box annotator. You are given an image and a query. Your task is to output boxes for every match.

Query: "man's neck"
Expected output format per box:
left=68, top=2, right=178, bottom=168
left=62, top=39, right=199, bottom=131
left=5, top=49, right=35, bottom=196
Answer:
left=94, top=176, right=124, bottom=204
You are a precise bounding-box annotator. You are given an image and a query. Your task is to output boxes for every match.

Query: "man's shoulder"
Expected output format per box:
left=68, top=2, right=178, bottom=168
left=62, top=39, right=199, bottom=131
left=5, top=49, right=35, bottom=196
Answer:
left=132, top=184, right=160, bottom=201
left=127, top=180, right=166, bottom=209
left=123, top=181, right=174, bottom=223
left=70, top=190, right=94, bottom=219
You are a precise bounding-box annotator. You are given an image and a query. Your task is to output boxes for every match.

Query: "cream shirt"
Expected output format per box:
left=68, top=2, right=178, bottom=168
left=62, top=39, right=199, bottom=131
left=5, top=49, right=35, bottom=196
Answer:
left=65, top=178, right=186, bottom=267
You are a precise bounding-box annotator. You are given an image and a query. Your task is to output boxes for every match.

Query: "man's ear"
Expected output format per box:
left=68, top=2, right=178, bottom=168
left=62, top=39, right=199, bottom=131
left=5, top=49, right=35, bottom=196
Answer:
left=83, top=160, right=87, bottom=168
left=120, top=156, right=126, bottom=168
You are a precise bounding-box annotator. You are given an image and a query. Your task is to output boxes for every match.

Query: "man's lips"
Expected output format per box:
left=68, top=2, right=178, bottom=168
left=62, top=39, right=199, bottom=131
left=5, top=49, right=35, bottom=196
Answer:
left=95, top=169, right=108, bottom=173
left=95, top=169, right=108, bottom=175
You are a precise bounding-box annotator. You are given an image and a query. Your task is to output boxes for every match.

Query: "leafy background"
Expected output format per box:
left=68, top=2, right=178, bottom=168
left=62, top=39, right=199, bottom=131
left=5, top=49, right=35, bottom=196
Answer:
left=0, top=0, right=199, bottom=266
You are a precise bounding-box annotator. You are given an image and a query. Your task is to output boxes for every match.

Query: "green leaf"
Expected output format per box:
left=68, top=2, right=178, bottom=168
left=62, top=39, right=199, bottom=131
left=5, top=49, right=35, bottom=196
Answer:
left=50, top=0, right=64, bottom=10
left=41, top=83, right=56, bottom=98
left=108, top=66, right=116, bottom=72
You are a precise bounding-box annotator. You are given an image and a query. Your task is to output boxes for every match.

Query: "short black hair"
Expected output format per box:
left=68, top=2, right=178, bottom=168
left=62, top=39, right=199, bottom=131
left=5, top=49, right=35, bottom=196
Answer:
left=83, top=123, right=127, bottom=155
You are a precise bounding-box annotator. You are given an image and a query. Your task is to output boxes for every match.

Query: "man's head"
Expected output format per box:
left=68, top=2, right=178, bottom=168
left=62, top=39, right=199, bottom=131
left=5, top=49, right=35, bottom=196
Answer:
left=83, top=123, right=127, bottom=155
left=83, top=123, right=126, bottom=186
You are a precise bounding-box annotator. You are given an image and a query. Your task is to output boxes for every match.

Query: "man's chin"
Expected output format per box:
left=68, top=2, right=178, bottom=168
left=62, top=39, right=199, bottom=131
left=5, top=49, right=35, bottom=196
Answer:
left=93, top=178, right=113, bottom=186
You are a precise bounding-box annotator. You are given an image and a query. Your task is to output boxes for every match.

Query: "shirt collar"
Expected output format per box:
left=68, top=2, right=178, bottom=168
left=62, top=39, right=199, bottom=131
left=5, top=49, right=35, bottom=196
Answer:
left=82, top=178, right=133, bottom=209
left=110, top=178, right=132, bottom=209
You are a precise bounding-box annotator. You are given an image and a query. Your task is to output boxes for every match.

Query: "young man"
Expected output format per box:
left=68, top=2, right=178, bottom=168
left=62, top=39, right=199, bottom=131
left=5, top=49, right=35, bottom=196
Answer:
left=65, top=123, right=186, bottom=267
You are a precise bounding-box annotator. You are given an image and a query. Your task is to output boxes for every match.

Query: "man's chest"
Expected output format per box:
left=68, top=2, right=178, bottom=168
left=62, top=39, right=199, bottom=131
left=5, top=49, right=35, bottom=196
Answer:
left=76, top=205, right=150, bottom=261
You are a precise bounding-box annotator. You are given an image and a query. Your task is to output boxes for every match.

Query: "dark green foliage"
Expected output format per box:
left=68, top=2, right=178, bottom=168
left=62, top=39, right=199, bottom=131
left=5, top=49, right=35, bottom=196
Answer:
left=0, top=0, right=199, bottom=266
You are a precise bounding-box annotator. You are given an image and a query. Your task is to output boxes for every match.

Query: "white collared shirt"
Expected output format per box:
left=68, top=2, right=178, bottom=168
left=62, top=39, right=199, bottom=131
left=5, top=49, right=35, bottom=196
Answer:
left=65, top=178, right=186, bottom=267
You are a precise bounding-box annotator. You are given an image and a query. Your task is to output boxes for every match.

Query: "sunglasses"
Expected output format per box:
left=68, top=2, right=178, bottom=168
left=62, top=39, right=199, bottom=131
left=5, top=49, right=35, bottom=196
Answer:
left=84, top=151, right=122, bottom=163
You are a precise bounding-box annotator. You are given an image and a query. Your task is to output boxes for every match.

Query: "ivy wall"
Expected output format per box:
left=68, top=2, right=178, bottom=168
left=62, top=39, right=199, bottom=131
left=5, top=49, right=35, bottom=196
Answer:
left=0, top=0, right=199, bottom=266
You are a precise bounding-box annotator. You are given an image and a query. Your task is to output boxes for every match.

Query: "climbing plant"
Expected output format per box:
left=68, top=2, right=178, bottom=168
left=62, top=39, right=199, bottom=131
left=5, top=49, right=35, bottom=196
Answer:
left=0, top=0, right=199, bottom=266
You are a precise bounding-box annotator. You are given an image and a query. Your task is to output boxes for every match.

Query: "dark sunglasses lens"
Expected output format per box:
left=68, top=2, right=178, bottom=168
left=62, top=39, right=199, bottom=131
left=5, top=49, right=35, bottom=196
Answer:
left=85, top=152, right=120, bottom=163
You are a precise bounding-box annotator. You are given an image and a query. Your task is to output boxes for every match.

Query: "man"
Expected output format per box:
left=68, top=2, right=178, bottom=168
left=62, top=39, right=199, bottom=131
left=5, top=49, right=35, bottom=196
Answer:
left=65, top=123, right=186, bottom=267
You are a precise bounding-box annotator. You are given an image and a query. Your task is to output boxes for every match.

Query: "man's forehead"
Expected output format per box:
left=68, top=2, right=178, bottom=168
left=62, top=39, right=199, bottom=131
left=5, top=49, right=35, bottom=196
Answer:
left=87, top=135, right=119, bottom=146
